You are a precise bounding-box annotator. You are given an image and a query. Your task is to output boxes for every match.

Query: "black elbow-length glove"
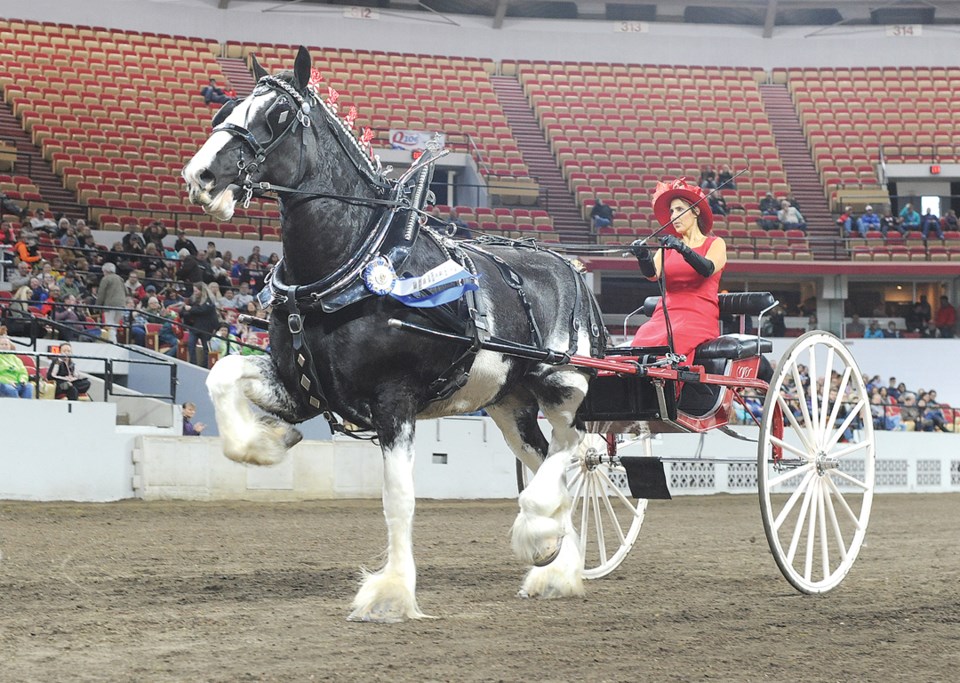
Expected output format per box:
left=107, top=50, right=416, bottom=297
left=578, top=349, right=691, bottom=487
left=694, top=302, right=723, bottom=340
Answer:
left=630, top=240, right=657, bottom=278
left=660, top=235, right=715, bottom=278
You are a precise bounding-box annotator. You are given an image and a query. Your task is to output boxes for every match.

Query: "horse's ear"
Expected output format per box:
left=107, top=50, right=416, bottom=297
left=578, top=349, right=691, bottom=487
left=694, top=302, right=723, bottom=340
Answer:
left=250, top=53, right=268, bottom=81
left=293, top=46, right=311, bottom=91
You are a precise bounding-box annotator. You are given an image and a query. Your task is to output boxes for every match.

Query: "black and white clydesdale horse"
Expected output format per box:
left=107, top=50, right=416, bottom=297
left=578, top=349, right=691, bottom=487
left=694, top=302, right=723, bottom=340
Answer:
left=182, top=47, right=607, bottom=621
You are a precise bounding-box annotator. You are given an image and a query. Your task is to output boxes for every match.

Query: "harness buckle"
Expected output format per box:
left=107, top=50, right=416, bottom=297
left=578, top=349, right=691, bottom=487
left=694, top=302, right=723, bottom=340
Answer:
left=287, top=313, right=303, bottom=335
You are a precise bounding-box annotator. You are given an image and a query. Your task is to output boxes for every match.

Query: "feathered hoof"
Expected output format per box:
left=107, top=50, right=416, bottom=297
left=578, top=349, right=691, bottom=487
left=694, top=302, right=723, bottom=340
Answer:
left=347, top=569, right=433, bottom=623
left=517, top=530, right=584, bottom=599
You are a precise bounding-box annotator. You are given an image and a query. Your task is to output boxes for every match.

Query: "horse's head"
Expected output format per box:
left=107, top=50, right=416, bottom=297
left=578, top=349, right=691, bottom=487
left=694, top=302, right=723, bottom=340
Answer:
left=183, top=47, right=315, bottom=221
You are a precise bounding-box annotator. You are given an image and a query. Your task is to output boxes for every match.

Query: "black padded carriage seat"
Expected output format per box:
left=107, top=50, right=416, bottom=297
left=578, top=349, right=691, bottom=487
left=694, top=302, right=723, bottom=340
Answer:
left=640, top=292, right=776, bottom=416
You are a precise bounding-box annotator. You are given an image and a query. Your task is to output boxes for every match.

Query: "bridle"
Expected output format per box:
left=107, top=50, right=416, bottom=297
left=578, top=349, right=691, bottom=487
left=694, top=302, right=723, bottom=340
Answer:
left=211, top=74, right=402, bottom=211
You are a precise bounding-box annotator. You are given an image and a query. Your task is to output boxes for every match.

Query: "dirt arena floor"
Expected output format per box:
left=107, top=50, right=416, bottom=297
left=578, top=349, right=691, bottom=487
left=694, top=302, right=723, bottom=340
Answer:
left=1, top=493, right=958, bottom=682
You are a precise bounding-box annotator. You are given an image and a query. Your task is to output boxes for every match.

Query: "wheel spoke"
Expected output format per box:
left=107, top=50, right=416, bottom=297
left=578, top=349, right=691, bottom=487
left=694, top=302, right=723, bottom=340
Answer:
left=777, top=392, right=816, bottom=454
left=806, top=345, right=820, bottom=448
left=822, top=398, right=865, bottom=452
left=595, top=469, right=628, bottom=545
left=598, top=464, right=641, bottom=510
left=817, top=347, right=836, bottom=439
left=818, top=480, right=830, bottom=579
left=829, top=439, right=871, bottom=460
left=824, top=475, right=867, bottom=529
left=577, top=474, right=592, bottom=559
left=590, top=476, right=608, bottom=564
left=785, top=474, right=818, bottom=565
left=825, top=366, right=853, bottom=439
left=789, top=363, right=816, bottom=446
left=773, top=467, right=817, bottom=531
left=822, top=482, right=848, bottom=562
left=770, top=434, right=813, bottom=460
left=827, top=465, right=871, bottom=491
left=802, top=478, right=820, bottom=578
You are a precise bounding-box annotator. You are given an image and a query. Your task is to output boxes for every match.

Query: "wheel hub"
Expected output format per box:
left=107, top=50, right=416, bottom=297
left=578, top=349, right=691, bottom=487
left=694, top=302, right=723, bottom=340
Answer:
left=815, top=451, right=840, bottom=475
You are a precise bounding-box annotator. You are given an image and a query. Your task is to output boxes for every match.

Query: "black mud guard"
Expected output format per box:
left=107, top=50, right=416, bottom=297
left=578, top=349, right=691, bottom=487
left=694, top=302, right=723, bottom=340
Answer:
left=619, top=456, right=672, bottom=500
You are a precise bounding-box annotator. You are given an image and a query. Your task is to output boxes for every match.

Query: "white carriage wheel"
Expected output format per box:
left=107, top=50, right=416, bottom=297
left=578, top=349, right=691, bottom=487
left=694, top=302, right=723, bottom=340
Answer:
left=517, top=433, right=648, bottom=579
left=758, top=331, right=875, bottom=594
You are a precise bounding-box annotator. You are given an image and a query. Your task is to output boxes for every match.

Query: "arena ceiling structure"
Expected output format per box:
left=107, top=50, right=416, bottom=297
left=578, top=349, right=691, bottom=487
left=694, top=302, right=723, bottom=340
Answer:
left=217, top=0, right=960, bottom=36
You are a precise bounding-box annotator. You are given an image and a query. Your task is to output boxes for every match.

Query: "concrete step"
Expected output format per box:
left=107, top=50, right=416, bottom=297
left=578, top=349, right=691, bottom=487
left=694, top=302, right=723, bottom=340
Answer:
left=0, top=100, right=86, bottom=220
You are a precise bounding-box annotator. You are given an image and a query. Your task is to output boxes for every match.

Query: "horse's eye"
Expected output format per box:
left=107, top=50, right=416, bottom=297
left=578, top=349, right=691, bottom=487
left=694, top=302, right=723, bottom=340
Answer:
left=212, top=99, right=237, bottom=128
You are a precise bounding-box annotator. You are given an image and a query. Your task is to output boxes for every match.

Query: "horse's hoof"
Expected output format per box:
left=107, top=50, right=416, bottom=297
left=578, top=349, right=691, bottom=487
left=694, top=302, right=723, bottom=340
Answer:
left=532, top=536, right=562, bottom=567
left=283, top=427, right=303, bottom=449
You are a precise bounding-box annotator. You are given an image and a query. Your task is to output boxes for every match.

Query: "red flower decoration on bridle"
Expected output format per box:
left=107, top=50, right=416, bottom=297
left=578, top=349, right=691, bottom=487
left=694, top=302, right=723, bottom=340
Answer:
left=360, top=127, right=374, bottom=145
left=345, top=106, right=358, bottom=128
left=307, top=68, right=323, bottom=94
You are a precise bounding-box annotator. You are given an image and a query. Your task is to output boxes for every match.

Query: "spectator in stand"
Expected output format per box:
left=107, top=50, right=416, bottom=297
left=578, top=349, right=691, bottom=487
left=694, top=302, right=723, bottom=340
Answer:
left=920, top=208, right=944, bottom=241
left=174, top=228, right=198, bottom=256
left=58, top=269, right=84, bottom=300
left=121, top=222, right=146, bottom=256
left=105, top=241, right=134, bottom=278
left=922, top=319, right=941, bottom=338
left=589, top=196, right=614, bottom=232
left=219, top=287, right=238, bottom=310
left=918, top=294, right=932, bottom=321
left=898, top=203, right=921, bottom=232
left=235, top=281, right=254, bottom=309
left=46, top=342, right=91, bottom=401
left=0, top=330, right=34, bottom=399
left=205, top=241, right=222, bottom=261
left=698, top=165, right=717, bottom=189
left=181, top=282, right=219, bottom=367
left=1, top=219, right=17, bottom=247
left=142, top=220, right=168, bottom=250
left=247, top=245, right=264, bottom=267
left=716, top=164, right=735, bottom=189
left=879, top=209, right=899, bottom=236
left=208, top=257, right=232, bottom=288
left=201, top=77, right=231, bottom=105
left=0, top=190, right=26, bottom=220
left=181, top=401, right=206, bottom=435
left=7, top=260, right=33, bottom=291
left=29, top=209, right=57, bottom=233
left=934, top=295, right=956, bottom=337
left=846, top=313, right=866, bottom=337
left=857, top=205, right=881, bottom=236
left=140, top=243, right=165, bottom=283
left=864, top=319, right=884, bottom=339
left=778, top=200, right=807, bottom=232
left=838, top=205, right=858, bottom=237
left=886, top=377, right=900, bottom=401
left=13, top=233, right=41, bottom=265
left=176, top=248, right=204, bottom=288
left=96, top=262, right=126, bottom=343
left=124, top=271, right=146, bottom=301
left=708, top=192, right=729, bottom=217
left=209, top=323, right=240, bottom=357
left=919, top=390, right=950, bottom=432
left=222, top=82, right=237, bottom=100
left=758, top=193, right=780, bottom=230
left=941, top=209, right=959, bottom=232
left=899, top=391, right=921, bottom=429
left=53, top=294, right=85, bottom=342
left=883, top=320, right=902, bottom=338
left=230, top=255, right=249, bottom=284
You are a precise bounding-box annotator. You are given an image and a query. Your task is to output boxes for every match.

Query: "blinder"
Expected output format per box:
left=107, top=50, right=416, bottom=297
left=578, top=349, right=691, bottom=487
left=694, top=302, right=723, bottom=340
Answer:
left=211, top=99, right=237, bottom=128
left=210, top=75, right=314, bottom=206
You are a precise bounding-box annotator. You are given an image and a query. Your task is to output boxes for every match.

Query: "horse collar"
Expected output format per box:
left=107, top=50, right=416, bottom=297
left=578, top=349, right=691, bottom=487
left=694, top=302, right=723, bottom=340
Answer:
left=265, top=161, right=435, bottom=314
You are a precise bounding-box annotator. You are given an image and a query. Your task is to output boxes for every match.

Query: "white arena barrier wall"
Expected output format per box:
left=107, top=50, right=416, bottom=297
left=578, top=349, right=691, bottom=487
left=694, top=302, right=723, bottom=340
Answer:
left=4, top=407, right=960, bottom=502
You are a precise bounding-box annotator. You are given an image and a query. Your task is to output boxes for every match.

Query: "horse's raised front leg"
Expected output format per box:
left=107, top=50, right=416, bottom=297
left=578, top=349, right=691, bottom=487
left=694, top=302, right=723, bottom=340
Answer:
left=348, top=409, right=427, bottom=622
left=510, top=368, right=590, bottom=599
left=206, top=354, right=304, bottom=466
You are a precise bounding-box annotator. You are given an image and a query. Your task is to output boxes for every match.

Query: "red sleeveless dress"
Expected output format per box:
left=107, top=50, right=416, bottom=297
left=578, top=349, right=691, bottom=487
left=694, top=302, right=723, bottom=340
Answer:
left=631, top=236, right=722, bottom=361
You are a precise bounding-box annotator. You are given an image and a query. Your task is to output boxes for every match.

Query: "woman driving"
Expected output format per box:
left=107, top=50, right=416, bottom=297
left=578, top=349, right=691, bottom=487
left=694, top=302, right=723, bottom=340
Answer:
left=630, top=177, right=728, bottom=360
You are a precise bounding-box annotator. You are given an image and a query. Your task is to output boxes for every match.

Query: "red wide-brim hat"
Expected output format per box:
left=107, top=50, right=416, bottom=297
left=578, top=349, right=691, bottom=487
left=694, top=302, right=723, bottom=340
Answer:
left=652, top=177, right=714, bottom=234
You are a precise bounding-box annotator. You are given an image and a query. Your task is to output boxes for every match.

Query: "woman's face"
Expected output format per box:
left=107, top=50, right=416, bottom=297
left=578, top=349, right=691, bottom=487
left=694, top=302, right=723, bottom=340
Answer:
left=668, top=198, right=700, bottom=238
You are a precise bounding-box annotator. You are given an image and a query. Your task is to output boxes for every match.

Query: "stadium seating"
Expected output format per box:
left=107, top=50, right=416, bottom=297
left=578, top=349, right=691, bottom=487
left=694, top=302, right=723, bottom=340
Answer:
left=514, top=60, right=796, bottom=255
